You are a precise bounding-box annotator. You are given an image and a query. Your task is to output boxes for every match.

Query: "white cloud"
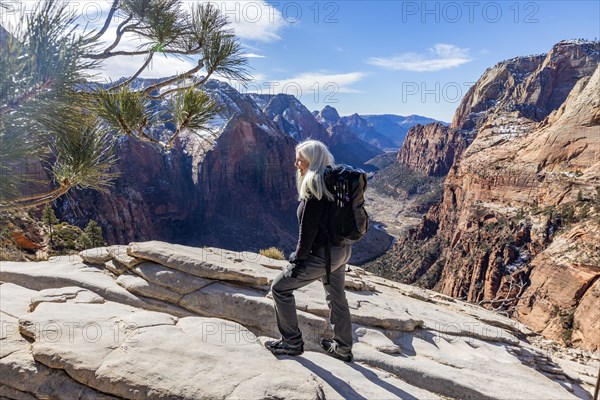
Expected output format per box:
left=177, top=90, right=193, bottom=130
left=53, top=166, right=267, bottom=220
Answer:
left=242, top=53, right=266, bottom=58
left=275, top=72, right=367, bottom=93
left=368, top=44, right=472, bottom=72
left=248, top=72, right=268, bottom=81
left=228, top=71, right=367, bottom=98
left=93, top=54, right=198, bottom=82
left=196, top=1, right=287, bottom=42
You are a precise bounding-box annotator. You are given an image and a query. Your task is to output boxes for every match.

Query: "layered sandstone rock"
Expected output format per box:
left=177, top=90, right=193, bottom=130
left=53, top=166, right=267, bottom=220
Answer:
left=397, top=123, right=467, bottom=177
left=388, top=40, right=600, bottom=352
left=398, top=40, right=600, bottom=179
left=1, top=241, right=596, bottom=399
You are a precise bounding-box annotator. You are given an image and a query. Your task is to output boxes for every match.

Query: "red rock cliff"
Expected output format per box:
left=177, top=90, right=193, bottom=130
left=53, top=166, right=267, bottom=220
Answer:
left=388, top=40, right=600, bottom=352
left=397, top=123, right=467, bottom=177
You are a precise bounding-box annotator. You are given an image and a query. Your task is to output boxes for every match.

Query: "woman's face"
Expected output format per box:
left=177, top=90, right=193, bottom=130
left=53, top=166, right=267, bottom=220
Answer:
left=295, top=152, right=309, bottom=176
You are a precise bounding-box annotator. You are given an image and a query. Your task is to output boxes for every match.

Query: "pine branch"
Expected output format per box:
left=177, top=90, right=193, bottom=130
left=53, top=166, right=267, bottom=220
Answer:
left=88, top=45, right=205, bottom=60
left=138, top=129, right=164, bottom=146
left=147, top=69, right=211, bottom=100
left=5, top=184, right=67, bottom=203
left=0, top=184, right=71, bottom=211
left=93, top=88, right=148, bottom=136
left=163, top=87, right=219, bottom=149
left=159, top=46, right=202, bottom=55
left=110, top=52, right=154, bottom=91
left=166, top=117, right=190, bottom=149
left=84, top=16, right=141, bottom=59
left=86, top=47, right=148, bottom=59
left=0, top=79, right=53, bottom=116
left=142, top=59, right=204, bottom=95
left=117, top=114, right=133, bottom=136
left=102, top=16, right=135, bottom=54
left=87, top=0, right=119, bottom=42
left=148, top=84, right=192, bottom=99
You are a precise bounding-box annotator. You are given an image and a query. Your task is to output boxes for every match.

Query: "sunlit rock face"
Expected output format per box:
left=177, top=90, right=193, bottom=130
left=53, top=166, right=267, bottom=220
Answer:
left=388, top=40, right=600, bottom=352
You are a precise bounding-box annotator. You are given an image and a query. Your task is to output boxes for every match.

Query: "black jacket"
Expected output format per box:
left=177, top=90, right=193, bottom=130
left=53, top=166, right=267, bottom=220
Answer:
left=291, top=196, right=329, bottom=262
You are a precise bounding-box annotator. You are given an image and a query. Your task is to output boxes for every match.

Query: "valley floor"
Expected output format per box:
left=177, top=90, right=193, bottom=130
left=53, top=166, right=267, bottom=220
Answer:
left=350, top=187, right=427, bottom=266
left=365, top=188, right=424, bottom=239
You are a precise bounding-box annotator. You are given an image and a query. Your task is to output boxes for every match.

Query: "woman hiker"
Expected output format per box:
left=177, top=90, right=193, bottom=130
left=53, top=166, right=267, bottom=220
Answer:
left=265, top=140, right=354, bottom=362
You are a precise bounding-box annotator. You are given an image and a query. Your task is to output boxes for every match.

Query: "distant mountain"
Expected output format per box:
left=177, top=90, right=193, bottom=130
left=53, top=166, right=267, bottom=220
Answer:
left=340, top=113, right=397, bottom=150
left=360, top=114, right=446, bottom=147
left=314, top=106, right=382, bottom=170
left=316, top=105, right=341, bottom=127
left=249, top=98, right=383, bottom=171
left=397, top=122, right=467, bottom=177
left=247, top=93, right=330, bottom=143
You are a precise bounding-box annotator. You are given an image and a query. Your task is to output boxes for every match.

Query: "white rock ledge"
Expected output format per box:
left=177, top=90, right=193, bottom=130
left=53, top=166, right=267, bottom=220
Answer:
left=0, top=241, right=594, bottom=400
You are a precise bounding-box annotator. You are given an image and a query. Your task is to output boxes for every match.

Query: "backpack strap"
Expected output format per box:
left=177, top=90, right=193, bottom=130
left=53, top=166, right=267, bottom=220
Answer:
left=324, top=239, right=331, bottom=285
left=323, top=200, right=334, bottom=285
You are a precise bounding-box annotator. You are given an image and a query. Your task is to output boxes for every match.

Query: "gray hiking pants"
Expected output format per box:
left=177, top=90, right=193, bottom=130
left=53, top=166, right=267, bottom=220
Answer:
left=270, top=244, right=353, bottom=354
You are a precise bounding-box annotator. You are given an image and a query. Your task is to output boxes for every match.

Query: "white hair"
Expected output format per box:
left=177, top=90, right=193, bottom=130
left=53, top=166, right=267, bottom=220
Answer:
left=296, top=140, right=335, bottom=201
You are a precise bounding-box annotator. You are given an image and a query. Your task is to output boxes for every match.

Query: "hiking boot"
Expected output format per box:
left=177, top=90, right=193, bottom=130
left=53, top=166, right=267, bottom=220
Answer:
left=320, top=338, right=353, bottom=362
left=265, top=339, right=304, bottom=356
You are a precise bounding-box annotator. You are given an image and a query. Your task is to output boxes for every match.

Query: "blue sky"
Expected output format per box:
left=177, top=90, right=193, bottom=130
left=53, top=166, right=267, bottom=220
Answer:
left=237, top=0, right=600, bottom=121
left=3, top=0, right=599, bottom=121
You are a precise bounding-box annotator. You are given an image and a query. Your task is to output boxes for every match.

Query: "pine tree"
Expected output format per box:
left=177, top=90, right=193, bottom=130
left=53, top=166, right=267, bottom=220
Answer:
left=0, top=0, right=249, bottom=211
left=42, top=204, right=59, bottom=244
left=82, top=220, right=105, bottom=249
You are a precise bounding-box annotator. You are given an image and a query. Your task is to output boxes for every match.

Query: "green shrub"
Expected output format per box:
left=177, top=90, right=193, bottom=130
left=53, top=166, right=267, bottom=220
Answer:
left=577, top=203, right=590, bottom=220
left=543, top=205, right=555, bottom=218
left=81, top=220, right=105, bottom=249
left=52, top=224, right=85, bottom=251
left=560, top=308, right=576, bottom=346
left=1, top=227, right=13, bottom=242
left=42, top=205, right=59, bottom=244
left=259, top=247, right=285, bottom=260
left=558, top=203, right=576, bottom=225
left=369, top=163, right=443, bottom=199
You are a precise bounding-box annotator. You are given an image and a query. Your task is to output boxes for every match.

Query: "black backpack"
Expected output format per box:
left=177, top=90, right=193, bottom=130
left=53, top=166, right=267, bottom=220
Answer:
left=322, top=164, right=369, bottom=282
